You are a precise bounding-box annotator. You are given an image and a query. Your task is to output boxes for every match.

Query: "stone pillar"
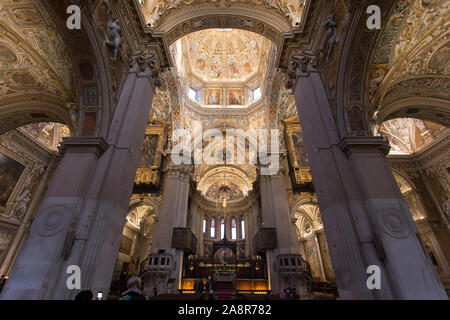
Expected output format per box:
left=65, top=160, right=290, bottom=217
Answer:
left=259, top=169, right=304, bottom=295
left=144, top=164, right=191, bottom=295
left=314, top=232, right=327, bottom=282
left=0, top=53, right=159, bottom=300
left=288, top=52, right=447, bottom=299
left=189, top=201, right=201, bottom=254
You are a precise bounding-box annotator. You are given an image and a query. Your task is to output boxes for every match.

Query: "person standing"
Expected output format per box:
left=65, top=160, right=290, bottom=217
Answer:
left=119, top=276, right=148, bottom=300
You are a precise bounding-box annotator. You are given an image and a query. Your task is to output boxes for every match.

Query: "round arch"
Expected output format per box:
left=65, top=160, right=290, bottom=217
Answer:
left=0, top=96, right=75, bottom=135
left=377, top=96, right=450, bottom=128
left=128, top=197, right=161, bottom=220
left=150, top=3, right=294, bottom=46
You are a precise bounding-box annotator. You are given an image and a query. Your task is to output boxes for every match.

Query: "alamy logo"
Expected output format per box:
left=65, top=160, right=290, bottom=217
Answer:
left=66, top=5, right=81, bottom=30
left=171, top=121, right=280, bottom=175
left=366, top=265, right=381, bottom=290
left=366, top=5, right=381, bottom=30
left=66, top=265, right=81, bottom=290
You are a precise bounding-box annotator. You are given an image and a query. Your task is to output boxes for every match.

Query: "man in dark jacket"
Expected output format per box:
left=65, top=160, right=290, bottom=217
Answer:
left=119, top=276, right=148, bottom=300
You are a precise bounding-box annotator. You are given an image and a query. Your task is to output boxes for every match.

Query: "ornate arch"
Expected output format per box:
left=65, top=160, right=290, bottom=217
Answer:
left=377, top=95, right=450, bottom=128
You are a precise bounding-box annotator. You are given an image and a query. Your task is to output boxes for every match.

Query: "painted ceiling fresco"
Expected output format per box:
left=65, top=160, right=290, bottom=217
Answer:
left=196, top=166, right=254, bottom=202
left=0, top=0, right=74, bottom=100
left=368, top=0, right=449, bottom=103
left=19, top=122, right=70, bottom=151
left=140, top=0, right=306, bottom=27
left=179, top=29, right=268, bottom=82
left=380, top=118, right=447, bottom=154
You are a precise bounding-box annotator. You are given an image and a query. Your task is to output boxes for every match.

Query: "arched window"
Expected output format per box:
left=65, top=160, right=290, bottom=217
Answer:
left=210, top=217, right=216, bottom=238
left=231, top=217, right=237, bottom=240
left=220, top=217, right=225, bottom=239
left=202, top=218, right=207, bottom=234
left=240, top=216, right=245, bottom=239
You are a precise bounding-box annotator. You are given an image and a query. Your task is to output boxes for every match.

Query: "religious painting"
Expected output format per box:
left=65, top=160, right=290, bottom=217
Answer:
left=138, top=134, right=159, bottom=168
left=0, top=44, right=17, bottom=63
left=119, top=236, right=133, bottom=254
left=0, top=153, right=25, bottom=207
left=0, top=225, right=17, bottom=266
left=291, top=132, right=309, bottom=166
left=227, top=57, right=239, bottom=78
left=195, top=54, right=206, bottom=73
left=214, top=247, right=235, bottom=263
left=228, top=89, right=242, bottom=105
left=11, top=8, right=42, bottom=24
left=207, top=89, right=221, bottom=105
left=209, top=57, right=222, bottom=79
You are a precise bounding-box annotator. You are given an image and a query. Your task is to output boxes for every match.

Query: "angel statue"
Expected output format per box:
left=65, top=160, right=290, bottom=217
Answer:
left=105, top=18, right=121, bottom=61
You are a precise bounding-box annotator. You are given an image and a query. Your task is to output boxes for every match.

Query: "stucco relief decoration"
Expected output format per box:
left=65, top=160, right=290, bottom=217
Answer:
left=0, top=1, right=76, bottom=102
left=141, top=0, right=306, bottom=28
left=378, top=209, right=412, bottom=239
left=367, top=0, right=449, bottom=103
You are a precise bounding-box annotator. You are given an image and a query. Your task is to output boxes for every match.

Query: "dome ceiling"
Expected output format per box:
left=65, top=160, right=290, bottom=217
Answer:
left=182, top=29, right=267, bottom=83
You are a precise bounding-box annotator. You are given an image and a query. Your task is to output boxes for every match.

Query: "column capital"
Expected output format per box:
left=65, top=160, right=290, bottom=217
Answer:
left=285, top=51, right=319, bottom=89
left=338, top=136, right=391, bottom=157
left=59, top=137, right=109, bottom=158
left=164, top=164, right=193, bottom=181
left=127, top=49, right=162, bottom=88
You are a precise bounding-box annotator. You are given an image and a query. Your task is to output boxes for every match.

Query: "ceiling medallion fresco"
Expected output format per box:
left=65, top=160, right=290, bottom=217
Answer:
left=181, top=29, right=268, bottom=82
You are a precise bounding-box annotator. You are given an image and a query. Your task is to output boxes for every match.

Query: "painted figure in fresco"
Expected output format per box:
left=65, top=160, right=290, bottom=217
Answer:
left=229, top=91, right=242, bottom=105
left=196, top=58, right=206, bottom=72
left=105, top=18, right=121, bottom=61
left=209, top=57, right=222, bottom=79
left=227, top=57, right=239, bottom=78
left=209, top=90, right=220, bottom=105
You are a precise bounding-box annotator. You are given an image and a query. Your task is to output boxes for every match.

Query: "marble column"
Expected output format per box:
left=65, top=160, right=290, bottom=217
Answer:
left=189, top=201, right=201, bottom=254
left=0, top=54, right=158, bottom=300
left=314, top=232, right=327, bottom=282
left=289, top=53, right=447, bottom=299
left=146, top=164, right=191, bottom=293
left=259, top=169, right=301, bottom=294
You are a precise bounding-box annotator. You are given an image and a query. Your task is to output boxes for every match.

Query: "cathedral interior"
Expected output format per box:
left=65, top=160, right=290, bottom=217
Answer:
left=0, top=0, right=449, bottom=300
